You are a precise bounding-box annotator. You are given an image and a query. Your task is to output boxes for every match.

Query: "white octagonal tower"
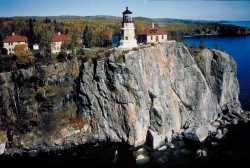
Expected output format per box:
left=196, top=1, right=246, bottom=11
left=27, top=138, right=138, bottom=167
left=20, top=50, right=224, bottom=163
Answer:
left=119, top=7, right=138, bottom=49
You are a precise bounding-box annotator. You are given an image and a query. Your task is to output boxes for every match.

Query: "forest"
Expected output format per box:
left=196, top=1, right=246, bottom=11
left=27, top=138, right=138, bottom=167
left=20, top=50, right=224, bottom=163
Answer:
left=0, top=16, right=249, bottom=72
left=1, top=16, right=249, bottom=50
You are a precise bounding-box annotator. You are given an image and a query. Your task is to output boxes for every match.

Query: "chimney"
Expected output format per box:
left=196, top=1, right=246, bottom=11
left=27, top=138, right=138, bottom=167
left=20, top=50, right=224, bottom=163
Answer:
left=12, top=32, right=15, bottom=36
left=152, top=23, right=155, bottom=29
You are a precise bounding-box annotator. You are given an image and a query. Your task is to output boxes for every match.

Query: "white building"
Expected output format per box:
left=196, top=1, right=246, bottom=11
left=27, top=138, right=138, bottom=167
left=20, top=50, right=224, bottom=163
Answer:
left=50, top=32, right=70, bottom=54
left=138, top=23, right=168, bottom=44
left=118, top=7, right=138, bottom=49
left=33, top=43, right=39, bottom=50
left=3, top=32, right=28, bottom=55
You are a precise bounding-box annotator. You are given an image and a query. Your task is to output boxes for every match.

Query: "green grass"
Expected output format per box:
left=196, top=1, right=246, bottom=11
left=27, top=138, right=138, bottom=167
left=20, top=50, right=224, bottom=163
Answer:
left=79, top=48, right=113, bottom=62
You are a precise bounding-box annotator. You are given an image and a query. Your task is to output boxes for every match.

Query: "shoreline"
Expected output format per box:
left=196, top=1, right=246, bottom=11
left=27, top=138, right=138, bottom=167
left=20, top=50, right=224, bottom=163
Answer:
left=183, top=33, right=250, bottom=38
left=1, top=121, right=250, bottom=168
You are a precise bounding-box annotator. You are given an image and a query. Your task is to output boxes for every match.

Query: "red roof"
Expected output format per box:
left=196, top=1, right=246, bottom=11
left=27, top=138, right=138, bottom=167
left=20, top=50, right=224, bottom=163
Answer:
left=138, top=27, right=167, bottom=36
left=3, top=33, right=27, bottom=43
left=51, top=33, right=70, bottom=43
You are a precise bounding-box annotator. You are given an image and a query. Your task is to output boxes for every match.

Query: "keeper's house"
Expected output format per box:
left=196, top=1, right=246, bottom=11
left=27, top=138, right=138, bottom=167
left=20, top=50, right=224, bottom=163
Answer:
left=3, top=32, right=28, bottom=55
left=50, top=32, right=70, bottom=54
left=138, top=23, right=168, bottom=44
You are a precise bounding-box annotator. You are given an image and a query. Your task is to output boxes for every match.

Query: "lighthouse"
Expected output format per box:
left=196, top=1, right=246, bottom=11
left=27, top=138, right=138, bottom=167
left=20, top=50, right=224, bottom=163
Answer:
left=118, top=7, right=138, bottom=49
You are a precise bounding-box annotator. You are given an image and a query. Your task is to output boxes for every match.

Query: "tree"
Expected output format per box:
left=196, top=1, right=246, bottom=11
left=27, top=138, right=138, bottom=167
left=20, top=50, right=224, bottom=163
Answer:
left=69, top=32, right=79, bottom=54
left=0, top=34, right=3, bottom=50
left=14, top=44, right=33, bottom=62
left=44, top=17, right=51, bottom=24
left=1, top=48, right=8, bottom=55
left=82, top=25, right=93, bottom=48
left=102, top=28, right=113, bottom=47
left=93, top=27, right=113, bottom=47
left=34, top=23, right=54, bottom=57
left=135, top=22, right=146, bottom=34
left=28, top=18, right=35, bottom=46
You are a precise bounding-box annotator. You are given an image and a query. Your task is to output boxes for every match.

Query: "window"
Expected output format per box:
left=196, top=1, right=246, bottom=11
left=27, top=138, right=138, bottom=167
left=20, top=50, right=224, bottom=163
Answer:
left=151, top=36, right=153, bottom=40
left=162, top=35, right=164, bottom=39
left=156, top=36, right=159, bottom=42
left=125, top=36, right=128, bottom=40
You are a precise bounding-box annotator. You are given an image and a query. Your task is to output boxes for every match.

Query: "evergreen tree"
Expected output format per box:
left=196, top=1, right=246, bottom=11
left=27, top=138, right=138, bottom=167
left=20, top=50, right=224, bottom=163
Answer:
left=82, top=25, right=93, bottom=48
left=28, top=18, right=35, bottom=46
left=0, top=34, right=3, bottom=48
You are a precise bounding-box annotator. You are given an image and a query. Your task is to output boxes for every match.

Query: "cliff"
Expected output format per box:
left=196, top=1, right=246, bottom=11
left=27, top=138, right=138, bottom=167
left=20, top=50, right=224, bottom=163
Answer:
left=0, top=42, right=248, bottom=155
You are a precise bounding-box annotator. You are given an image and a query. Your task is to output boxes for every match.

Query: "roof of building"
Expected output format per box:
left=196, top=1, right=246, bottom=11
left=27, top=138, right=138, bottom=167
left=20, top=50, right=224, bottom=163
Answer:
left=138, top=24, right=167, bottom=36
left=51, top=32, right=70, bottom=43
left=123, top=7, right=132, bottom=14
left=3, top=33, right=27, bottom=43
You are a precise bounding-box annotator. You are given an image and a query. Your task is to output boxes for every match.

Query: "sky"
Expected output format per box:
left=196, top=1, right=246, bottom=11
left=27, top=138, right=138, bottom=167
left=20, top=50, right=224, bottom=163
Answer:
left=0, top=0, right=250, bottom=21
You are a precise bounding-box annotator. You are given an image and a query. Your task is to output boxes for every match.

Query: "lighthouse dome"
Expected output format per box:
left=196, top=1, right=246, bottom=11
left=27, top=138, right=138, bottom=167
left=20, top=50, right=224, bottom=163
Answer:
left=123, top=7, right=132, bottom=14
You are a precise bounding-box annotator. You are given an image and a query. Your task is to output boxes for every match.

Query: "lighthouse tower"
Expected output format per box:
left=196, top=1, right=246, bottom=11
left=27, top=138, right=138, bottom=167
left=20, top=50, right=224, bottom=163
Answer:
left=119, top=7, right=138, bottom=49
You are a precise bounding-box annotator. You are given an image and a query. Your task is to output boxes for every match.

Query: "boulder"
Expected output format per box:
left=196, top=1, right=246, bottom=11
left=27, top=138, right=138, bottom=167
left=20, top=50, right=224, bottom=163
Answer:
left=215, top=129, right=224, bottom=140
left=146, top=129, right=166, bottom=149
left=196, top=149, right=208, bottom=158
left=133, top=147, right=150, bottom=165
left=0, top=143, right=6, bottom=155
left=184, top=127, right=209, bottom=142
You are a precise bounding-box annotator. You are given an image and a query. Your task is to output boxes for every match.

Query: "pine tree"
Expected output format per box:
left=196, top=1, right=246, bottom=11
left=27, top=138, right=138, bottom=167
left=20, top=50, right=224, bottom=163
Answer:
left=82, top=25, right=93, bottom=48
left=28, top=18, right=35, bottom=46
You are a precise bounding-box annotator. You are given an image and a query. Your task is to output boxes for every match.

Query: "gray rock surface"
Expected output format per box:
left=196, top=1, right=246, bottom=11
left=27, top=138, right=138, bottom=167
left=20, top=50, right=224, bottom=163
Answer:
left=0, top=42, right=247, bottom=154
left=77, top=42, right=243, bottom=147
left=183, top=126, right=208, bottom=142
left=0, top=143, right=6, bottom=155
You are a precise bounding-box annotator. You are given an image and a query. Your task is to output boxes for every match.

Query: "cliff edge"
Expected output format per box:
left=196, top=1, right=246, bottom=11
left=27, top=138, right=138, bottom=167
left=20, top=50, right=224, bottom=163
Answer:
left=0, top=42, right=248, bottom=155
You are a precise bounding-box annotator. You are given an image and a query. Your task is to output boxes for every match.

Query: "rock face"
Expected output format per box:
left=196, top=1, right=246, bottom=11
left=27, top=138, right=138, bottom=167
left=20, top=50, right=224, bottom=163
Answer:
left=0, top=131, right=7, bottom=155
left=0, top=42, right=247, bottom=154
left=77, top=42, right=243, bottom=147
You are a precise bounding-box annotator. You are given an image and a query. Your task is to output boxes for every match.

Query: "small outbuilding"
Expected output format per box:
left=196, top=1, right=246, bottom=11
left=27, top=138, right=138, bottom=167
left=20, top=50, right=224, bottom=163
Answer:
left=33, top=43, right=39, bottom=50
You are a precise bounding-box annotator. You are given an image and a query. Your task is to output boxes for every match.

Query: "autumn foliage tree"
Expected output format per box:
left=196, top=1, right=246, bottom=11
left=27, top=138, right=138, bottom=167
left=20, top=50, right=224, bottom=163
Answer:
left=95, top=27, right=113, bottom=47
left=14, top=44, right=33, bottom=62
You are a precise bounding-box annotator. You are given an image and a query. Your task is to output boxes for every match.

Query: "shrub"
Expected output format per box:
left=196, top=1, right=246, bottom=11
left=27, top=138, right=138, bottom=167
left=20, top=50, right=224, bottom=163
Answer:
left=132, top=47, right=139, bottom=51
left=0, top=130, right=7, bottom=143
left=69, top=117, right=86, bottom=130
left=14, top=44, right=33, bottom=63
left=115, top=54, right=125, bottom=64
left=150, top=43, right=156, bottom=46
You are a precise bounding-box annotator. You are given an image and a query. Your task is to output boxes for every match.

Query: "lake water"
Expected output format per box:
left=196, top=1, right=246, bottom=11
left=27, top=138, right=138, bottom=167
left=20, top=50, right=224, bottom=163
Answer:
left=223, top=21, right=250, bottom=29
left=184, top=33, right=250, bottom=110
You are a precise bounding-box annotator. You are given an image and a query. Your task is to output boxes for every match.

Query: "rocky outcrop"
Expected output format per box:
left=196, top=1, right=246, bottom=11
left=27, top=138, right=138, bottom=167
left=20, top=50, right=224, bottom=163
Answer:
left=77, top=42, right=247, bottom=148
left=0, top=42, right=248, bottom=155
left=0, top=58, right=80, bottom=152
